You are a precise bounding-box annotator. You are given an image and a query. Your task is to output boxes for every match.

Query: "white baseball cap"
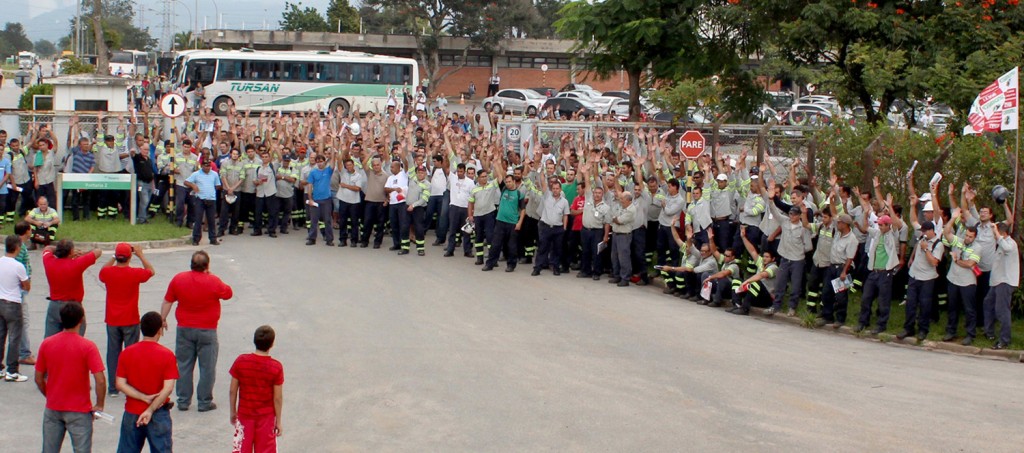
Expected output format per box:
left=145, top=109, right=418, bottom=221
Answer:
left=715, top=174, right=728, bottom=181
left=923, top=201, right=934, bottom=211
left=919, top=193, right=932, bottom=202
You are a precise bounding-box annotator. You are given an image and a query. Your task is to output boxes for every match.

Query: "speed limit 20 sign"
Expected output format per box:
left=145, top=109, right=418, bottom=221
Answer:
left=506, top=126, right=521, bottom=143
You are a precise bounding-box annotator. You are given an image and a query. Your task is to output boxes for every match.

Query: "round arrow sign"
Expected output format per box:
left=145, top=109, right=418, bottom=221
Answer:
left=160, top=93, right=187, bottom=118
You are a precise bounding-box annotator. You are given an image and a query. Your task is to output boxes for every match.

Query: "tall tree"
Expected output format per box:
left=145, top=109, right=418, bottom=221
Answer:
left=34, top=39, right=57, bottom=57
left=557, top=0, right=762, bottom=121
left=92, top=0, right=108, bottom=75
left=280, top=2, right=331, bottom=32
left=0, top=22, right=33, bottom=58
left=326, top=0, right=360, bottom=33
left=531, top=0, right=569, bottom=38
left=366, top=0, right=523, bottom=90
left=358, top=5, right=415, bottom=35
left=63, top=0, right=157, bottom=54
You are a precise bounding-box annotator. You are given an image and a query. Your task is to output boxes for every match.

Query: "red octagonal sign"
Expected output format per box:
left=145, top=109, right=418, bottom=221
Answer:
left=678, top=130, right=706, bottom=159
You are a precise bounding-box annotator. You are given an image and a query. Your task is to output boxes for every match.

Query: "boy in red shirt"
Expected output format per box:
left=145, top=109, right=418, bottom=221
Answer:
left=99, top=242, right=155, bottom=398
left=35, top=302, right=106, bottom=453
left=230, top=325, right=284, bottom=453
left=115, top=311, right=178, bottom=453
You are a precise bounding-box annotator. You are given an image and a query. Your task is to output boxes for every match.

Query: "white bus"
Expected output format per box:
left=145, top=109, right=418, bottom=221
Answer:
left=18, top=51, right=37, bottom=69
left=109, top=50, right=151, bottom=77
left=171, top=49, right=419, bottom=116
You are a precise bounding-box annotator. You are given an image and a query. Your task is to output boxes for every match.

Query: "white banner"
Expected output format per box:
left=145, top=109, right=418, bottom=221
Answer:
left=964, top=67, right=1018, bottom=135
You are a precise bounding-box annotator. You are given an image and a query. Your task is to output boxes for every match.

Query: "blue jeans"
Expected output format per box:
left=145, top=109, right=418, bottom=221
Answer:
left=117, top=406, right=173, bottom=453
left=45, top=300, right=85, bottom=339
left=0, top=299, right=24, bottom=375
left=42, top=408, right=93, bottom=453
left=19, top=290, right=30, bottom=359
left=136, top=181, right=154, bottom=222
left=106, top=324, right=140, bottom=393
left=175, top=327, right=218, bottom=410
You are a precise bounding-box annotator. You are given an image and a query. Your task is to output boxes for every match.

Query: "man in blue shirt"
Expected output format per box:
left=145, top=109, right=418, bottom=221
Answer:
left=0, top=151, right=12, bottom=224
left=306, top=152, right=335, bottom=246
left=66, top=139, right=96, bottom=221
left=184, top=159, right=221, bottom=246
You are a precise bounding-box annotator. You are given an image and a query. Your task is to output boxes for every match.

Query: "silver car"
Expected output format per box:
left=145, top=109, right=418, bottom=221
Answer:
left=482, top=89, right=547, bottom=115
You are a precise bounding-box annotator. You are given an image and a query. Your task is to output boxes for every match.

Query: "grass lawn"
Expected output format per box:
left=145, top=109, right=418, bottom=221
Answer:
left=12, top=218, right=190, bottom=243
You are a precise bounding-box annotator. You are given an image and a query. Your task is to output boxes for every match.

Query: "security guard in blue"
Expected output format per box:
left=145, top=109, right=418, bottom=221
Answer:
left=183, top=158, right=221, bottom=246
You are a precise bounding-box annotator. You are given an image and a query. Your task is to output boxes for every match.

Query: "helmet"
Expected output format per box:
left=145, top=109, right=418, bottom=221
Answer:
left=992, top=185, right=1010, bottom=204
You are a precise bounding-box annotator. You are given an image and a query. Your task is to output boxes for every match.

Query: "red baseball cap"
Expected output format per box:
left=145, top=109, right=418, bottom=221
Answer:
left=114, top=243, right=132, bottom=259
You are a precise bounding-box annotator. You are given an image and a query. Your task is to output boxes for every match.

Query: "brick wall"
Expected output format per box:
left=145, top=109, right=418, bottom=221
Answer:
left=425, top=67, right=629, bottom=98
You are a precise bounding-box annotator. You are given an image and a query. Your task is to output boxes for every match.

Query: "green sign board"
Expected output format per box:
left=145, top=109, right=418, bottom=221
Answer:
left=61, top=173, right=133, bottom=190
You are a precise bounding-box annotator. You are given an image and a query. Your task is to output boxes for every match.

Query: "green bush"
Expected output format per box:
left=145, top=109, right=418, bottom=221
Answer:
left=60, top=56, right=94, bottom=75
left=18, top=83, right=53, bottom=110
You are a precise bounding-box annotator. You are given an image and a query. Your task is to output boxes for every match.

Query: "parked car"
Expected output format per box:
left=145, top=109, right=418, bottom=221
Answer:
left=651, top=108, right=712, bottom=125
left=528, top=87, right=559, bottom=97
left=541, top=97, right=598, bottom=119
left=558, top=83, right=602, bottom=99
left=591, top=96, right=622, bottom=112
left=481, top=89, right=548, bottom=115
left=603, top=90, right=629, bottom=99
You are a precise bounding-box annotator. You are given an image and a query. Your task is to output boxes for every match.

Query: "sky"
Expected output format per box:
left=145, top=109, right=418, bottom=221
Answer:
left=13, top=0, right=346, bottom=44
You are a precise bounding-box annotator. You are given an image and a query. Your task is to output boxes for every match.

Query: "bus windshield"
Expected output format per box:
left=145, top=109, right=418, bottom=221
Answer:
left=110, top=52, right=133, bottom=64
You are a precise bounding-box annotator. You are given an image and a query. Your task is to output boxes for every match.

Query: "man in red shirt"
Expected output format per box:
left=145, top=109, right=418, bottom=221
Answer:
left=115, top=311, right=178, bottom=453
left=35, top=302, right=106, bottom=453
left=230, top=325, right=284, bottom=453
left=42, top=239, right=102, bottom=338
left=160, top=250, right=233, bottom=412
left=99, top=242, right=155, bottom=398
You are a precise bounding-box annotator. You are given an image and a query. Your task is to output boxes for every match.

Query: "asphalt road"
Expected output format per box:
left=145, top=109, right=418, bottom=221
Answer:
left=0, top=233, right=1022, bottom=452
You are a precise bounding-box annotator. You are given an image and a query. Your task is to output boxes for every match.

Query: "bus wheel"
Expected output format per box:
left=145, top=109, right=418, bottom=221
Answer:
left=329, top=98, right=351, bottom=116
left=212, top=96, right=233, bottom=116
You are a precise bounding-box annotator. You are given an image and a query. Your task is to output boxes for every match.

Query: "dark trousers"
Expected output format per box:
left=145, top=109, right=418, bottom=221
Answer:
left=389, top=202, right=410, bottom=250
left=983, top=283, right=1013, bottom=345
left=821, top=265, right=849, bottom=324
left=611, top=232, right=632, bottom=279
left=657, top=225, right=681, bottom=286
left=975, top=271, right=991, bottom=332
left=44, top=300, right=85, bottom=339
left=307, top=199, right=334, bottom=242
left=947, top=283, right=977, bottom=338
left=534, top=222, right=564, bottom=271
left=426, top=193, right=449, bottom=242
left=773, top=257, right=806, bottom=310
left=411, top=206, right=427, bottom=250
left=805, top=264, right=827, bottom=312
left=711, top=218, right=734, bottom=253
left=581, top=227, right=603, bottom=276
left=338, top=200, right=362, bottom=242
left=859, top=269, right=894, bottom=330
left=173, top=186, right=190, bottom=225
left=361, top=201, right=386, bottom=245
left=36, top=182, right=56, bottom=211
left=446, top=205, right=471, bottom=254
left=904, top=278, right=936, bottom=335
left=105, top=324, right=140, bottom=393
left=473, top=212, right=496, bottom=258
left=740, top=281, right=772, bottom=311
left=67, top=190, right=92, bottom=220
left=254, top=196, right=279, bottom=233
left=97, top=189, right=118, bottom=219
left=15, top=181, right=35, bottom=216
left=191, top=198, right=217, bottom=242
left=218, top=193, right=240, bottom=233
left=742, top=225, right=764, bottom=274
left=486, top=221, right=519, bottom=268
left=519, top=216, right=539, bottom=259
left=487, top=83, right=499, bottom=96
left=0, top=299, right=23, bottom=375
left=276, top=196, right=293, bottom=232
left=563, top=227, right=581, bottom=271
left=239, top=192, right=256, bottom=226
left=630, top=227, right=646, bottom=278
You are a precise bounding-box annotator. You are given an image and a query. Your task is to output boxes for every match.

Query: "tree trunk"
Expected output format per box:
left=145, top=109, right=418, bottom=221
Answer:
left=806, top=138, right=817, bottom=181
left=92, top=0, right=108, bottom=75
left=861, top=132, right=884, bottom=191
left=627, top=68, right=642, bottom=121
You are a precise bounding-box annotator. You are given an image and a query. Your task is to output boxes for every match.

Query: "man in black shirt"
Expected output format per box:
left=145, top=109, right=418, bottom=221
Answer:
left=131, top=134, right=156, bottom=224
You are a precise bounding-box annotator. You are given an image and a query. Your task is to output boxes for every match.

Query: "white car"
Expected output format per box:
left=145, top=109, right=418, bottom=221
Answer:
left=481, top=89, right=548, bottom=115
left=591, top=96, right=621, bottom=112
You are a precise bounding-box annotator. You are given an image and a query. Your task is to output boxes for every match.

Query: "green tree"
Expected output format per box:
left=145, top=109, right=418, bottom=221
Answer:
left=60, top=56, right=96, bottom=75
left=326, top=0, right=360, bottom=33
left=0, top=22, right=33, bottom=58
left=63, top=0, right=158, bottom=55
left=557, top=1, right=762, bottom=121
left=358, top=5, right=415, bottom=35
left=34, top=39, right=57, bottom=57
left=366, top=0, right=522, bottom=88
left=280, top=2, right=331, bottom=32
left=531, top=0, right=569, bottom=38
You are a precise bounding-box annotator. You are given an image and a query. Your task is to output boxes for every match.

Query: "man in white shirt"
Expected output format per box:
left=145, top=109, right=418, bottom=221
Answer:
left=335, top=158, right=365, bottom=247
left=384, top=160, right=411, bottom=255
left=445, top=163, right=474, bottom=258
left=0, top=235, right=31, bottom=382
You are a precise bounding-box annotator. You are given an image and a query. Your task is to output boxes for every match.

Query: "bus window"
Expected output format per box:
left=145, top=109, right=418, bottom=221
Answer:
left=217, top=60, right=244, bottom=80
left=350, top=63, right=371, bottom=83
left=381, top=65, right=405, bottom=85
left=318, top=62, right=337, bottom=81
left=251, top=61, right=281, bottom=81
left=372, top=65, right=382, bottom=82
left=402, top=65, right=411, bottom=84
left=187, top=59, right=216, bottom=86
